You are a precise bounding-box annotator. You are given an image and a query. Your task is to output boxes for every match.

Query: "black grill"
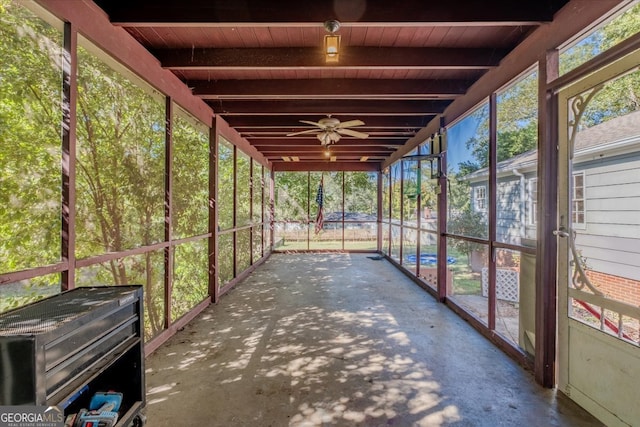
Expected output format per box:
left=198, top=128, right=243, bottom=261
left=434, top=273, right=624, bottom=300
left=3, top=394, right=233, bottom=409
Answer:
left=0, top=287, right=135, bottom=335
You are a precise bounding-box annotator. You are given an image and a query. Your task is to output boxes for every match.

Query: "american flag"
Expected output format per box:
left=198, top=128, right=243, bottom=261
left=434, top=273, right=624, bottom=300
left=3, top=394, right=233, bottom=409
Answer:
left=314, top=178, right=324, bottom=234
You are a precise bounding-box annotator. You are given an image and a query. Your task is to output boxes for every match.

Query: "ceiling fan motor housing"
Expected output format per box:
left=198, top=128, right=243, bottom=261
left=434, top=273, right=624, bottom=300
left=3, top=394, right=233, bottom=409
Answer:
left=318, top=117, right=341, bottom=128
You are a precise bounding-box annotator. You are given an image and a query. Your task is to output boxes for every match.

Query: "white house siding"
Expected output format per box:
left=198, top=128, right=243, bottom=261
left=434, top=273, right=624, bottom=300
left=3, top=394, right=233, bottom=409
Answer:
left=470, top=173, right=537, bottom=245
left=575, top=152, right=640, bottom=281
left=496, top=178, right=523, bottom=245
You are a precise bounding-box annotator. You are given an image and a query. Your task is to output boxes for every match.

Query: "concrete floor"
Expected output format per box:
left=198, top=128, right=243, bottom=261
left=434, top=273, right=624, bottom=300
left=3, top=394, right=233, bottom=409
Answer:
left=144, top=253, right=602, bottom=426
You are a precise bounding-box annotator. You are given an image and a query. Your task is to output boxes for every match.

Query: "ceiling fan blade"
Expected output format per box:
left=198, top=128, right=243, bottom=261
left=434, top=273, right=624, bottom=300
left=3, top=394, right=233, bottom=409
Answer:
left=299, top=120, right=326, bottom=128
left=336, top=120, right=365, bottom=128
left=336, top=128, right=369, bottom=139
left=286, top=129, right=321, bottom=137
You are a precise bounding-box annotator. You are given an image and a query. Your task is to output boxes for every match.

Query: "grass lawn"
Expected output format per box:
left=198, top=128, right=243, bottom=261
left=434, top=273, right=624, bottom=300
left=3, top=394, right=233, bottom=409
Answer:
left=275, top=239, right=377, bottom=251
left=446, top=246, right=482, bottom=295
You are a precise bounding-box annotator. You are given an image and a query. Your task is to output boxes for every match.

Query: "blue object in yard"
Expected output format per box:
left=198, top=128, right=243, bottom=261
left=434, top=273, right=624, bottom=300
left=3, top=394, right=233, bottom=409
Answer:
left=405, top=253, right=456, bottom=265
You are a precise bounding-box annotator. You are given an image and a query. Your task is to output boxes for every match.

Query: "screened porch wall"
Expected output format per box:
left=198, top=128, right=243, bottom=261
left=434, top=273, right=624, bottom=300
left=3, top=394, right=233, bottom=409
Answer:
left=0, top=0, right=271, bottom=352
left=273, top=171, right=378, bottom=251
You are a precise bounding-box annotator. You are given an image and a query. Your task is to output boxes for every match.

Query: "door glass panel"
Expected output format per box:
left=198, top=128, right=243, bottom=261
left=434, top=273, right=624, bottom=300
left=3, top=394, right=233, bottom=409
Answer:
left=566, top=68, right=640, bottom=346
left=560, top=3, right=640, bottom=75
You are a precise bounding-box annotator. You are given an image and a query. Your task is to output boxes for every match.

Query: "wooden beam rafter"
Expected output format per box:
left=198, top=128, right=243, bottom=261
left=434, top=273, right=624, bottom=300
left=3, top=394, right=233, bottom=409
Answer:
left=272, top=161, right=379, bottom=172
left=209, top=100, right=451, bottom=115
left=159, top=47, right=507, bottom=70
left=259, top=146, right=395, bottom=153
left=97, top=0, right=564, bottom=26
left=192, top=78, right=472, bottom=100
left=250, top=139, right=405, bottom=147
left=224, top=115, right=434, bottom=129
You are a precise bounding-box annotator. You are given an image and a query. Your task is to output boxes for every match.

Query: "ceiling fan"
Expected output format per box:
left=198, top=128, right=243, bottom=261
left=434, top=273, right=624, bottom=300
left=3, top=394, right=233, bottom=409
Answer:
left=286, top=116, right=369, bottom=145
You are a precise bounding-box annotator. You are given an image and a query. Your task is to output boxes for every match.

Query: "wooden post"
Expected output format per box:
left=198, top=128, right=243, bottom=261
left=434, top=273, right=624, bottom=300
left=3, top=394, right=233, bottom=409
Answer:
left=61, top=22, right=77, bottom=290
left=535, top=49, right=559, bottom=388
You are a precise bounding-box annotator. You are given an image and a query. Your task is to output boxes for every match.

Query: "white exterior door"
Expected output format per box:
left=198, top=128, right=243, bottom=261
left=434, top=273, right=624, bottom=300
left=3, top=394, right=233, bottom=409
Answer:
left=557, top=48, right=640, bottom=427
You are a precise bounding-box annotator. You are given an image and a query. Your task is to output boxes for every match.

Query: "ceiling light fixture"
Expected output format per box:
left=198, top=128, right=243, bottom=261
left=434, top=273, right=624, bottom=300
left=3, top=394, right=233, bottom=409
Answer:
left=318, top=129, right=341, bottom=145
left=323, top=20, right=341, bottom=63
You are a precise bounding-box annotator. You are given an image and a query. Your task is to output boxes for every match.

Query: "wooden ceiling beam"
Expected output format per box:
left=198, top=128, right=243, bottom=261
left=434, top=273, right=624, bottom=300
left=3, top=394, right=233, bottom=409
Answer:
left=250, top=139, right=405, bottom=147
left=267, top=157, right=388, bottom=163
left=259, top=146, right=395, bottom=153
left=239, top=129, right=419, bottom=135
left=208, top=100, right=450, bottom=115
left=243, top=131, right=415, bottom=137
left=192, top=79, right=472, bottom=99
left=159, top=47, right=506, bottom=70
left=272, top=161, right=379, bottom=172
left=225, top=115, right=434, bottom=129
left=97, top=0, right=564, bottom=26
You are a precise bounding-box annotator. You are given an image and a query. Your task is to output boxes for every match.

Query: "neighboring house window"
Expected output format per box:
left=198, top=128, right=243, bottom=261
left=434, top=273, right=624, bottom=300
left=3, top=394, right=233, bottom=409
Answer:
left=474, top=186, right=487, bottom=212
left=572, top=171, right=586, bottom=226
left=529, top=178, right=538, bottom=225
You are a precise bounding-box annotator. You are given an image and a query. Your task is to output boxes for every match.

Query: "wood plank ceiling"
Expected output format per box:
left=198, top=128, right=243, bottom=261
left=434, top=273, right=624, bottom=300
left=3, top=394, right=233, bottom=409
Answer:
left=93, top=0, right=570, bottom=171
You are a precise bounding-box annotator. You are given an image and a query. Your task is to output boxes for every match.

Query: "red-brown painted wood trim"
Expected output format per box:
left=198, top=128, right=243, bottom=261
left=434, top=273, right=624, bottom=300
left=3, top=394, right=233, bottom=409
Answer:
left=0, top=263, right=68, bottom=286
left=227, top=116, right=432, bottom=129
left=193, top=79, right=472, bottom=99
left=75, top=242, right=170, bottom=268
left=210, top=100, right=450, bottom=116
left=102, top=1, right=560, bottom=26
left=160, top=47, right=505, bottom=70
left=164, top=97, right=174, bottom=329
left=488, top=93, right=498, bottom=331
left=61, top=22, right=77, bottom=291
left=272, top=162, right=379, bottom=172
left=535, top=49, right=559, bottom=388
left=209, top=126, right=220, bottom=303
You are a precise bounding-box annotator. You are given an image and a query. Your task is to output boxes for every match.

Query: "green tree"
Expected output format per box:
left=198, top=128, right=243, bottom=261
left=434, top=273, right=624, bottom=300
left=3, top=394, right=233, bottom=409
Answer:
left=173, top=113, right=209, bottom=239
left=344, top=172, right=377, bottom=215
left=75, top=46, right=166, bottom=337
left=448, top=209, right=488, bottom=265
left=0, top=1, right=62, bottom=274
left=0, top=1, right=63, bottom=311
left=275, top=171, right=309, bottom=222
left=171, top=113, right=209, bottom=321
left=562, top=4, right=639, bottom=126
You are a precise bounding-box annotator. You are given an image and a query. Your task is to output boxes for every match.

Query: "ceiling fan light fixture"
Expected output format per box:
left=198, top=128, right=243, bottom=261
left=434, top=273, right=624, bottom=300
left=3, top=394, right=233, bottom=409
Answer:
left=287, top=115, right=368, bottom=146
left=318, top=130, right=341, bottom=145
